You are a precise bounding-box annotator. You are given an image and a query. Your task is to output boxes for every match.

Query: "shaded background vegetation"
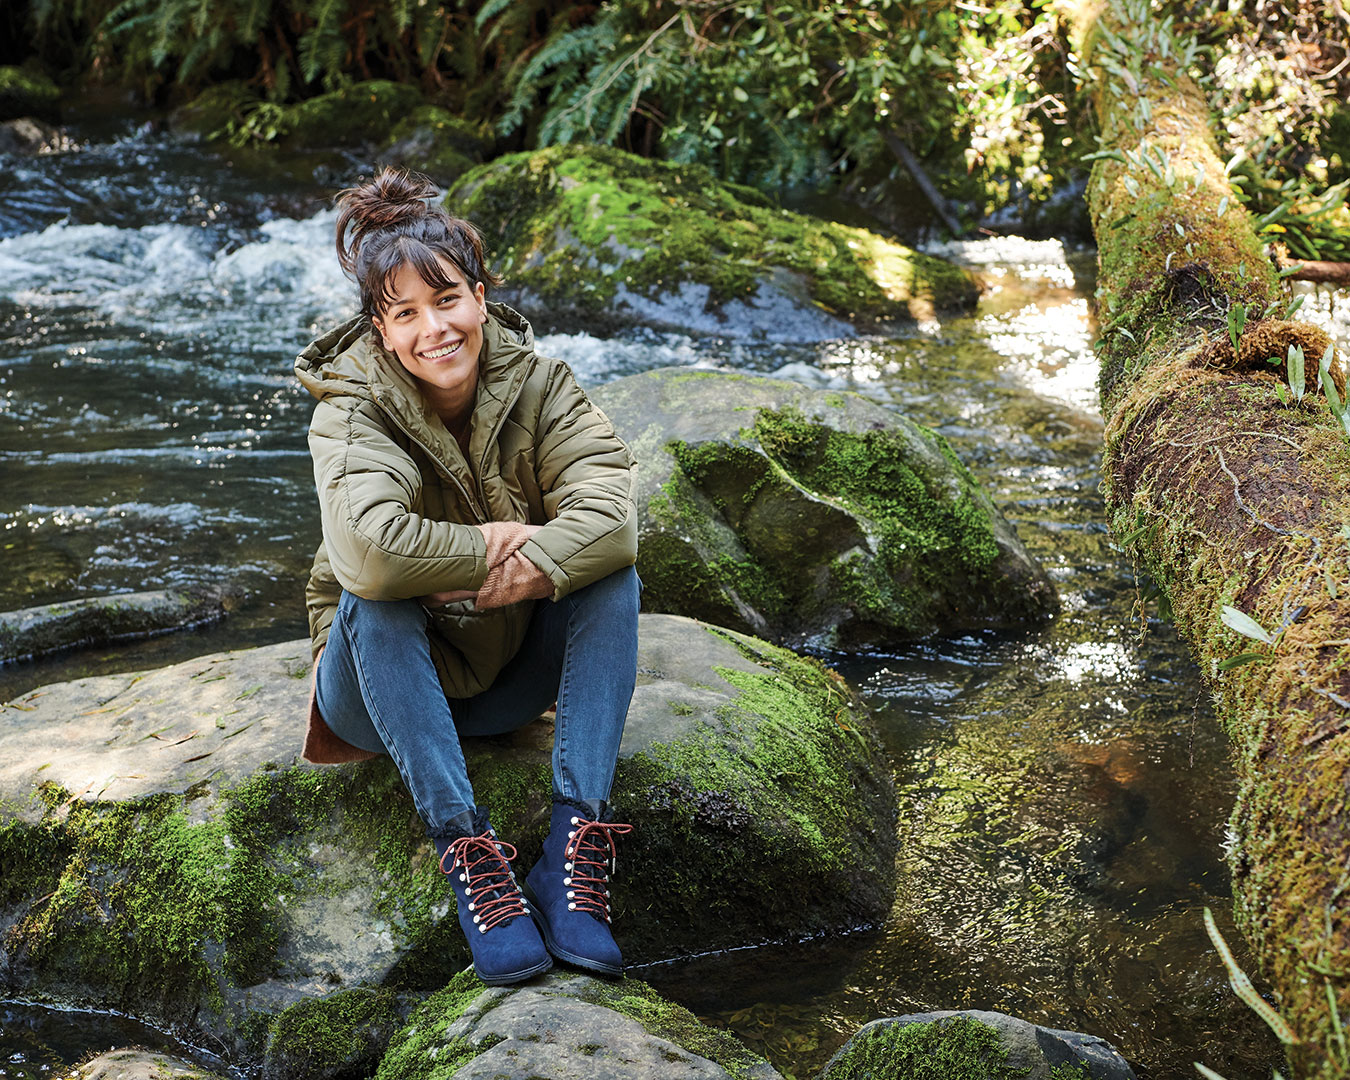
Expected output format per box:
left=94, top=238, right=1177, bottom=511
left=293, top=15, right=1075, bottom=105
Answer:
left=7, top=0, right=1350, bottom=247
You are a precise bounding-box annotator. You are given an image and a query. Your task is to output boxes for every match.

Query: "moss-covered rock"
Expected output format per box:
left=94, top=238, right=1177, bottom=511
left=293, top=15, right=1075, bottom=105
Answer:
left=374, top=971, right=782, bottom=1080
left=0, top=66, right=61, bottom=123
left=285, top=81, right=424, bottom=150
left=262, top=986, right=404, bottom=1080
left=819, top=1012, right=1135, bottom=1080
left=0, top=616, right=892, bottom=1067
left=446, top=145, right=978, bottom=338
left=170, top=80, right=426, bottom=150
left=591, top=369, right=1057, bottom=648
left=380, top=105, right=491, bottom=182
left=0, top=587, right=227, bottom=663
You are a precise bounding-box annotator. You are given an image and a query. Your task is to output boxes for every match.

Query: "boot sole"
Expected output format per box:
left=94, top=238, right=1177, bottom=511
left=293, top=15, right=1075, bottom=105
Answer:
left=522, top=884, right=622, bottom=976
left=475, top=953, right=554, bottom=986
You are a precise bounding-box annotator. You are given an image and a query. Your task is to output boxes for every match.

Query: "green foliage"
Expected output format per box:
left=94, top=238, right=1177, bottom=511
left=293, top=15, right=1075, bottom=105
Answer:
left=823, top=1016, right=1028, bottom=1080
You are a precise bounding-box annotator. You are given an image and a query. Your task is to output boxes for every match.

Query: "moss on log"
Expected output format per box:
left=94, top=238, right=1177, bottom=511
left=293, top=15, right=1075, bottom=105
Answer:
left=1072, top=2, right=1350, bottom=1075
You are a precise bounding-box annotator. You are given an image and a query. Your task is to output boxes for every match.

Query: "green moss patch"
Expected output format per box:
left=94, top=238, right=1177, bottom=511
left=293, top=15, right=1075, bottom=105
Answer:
left=265, top=987, right=400, bottom=1080
left=824, top=1016, right=1025, bottom=1080
left=611, top=625, right=894, bottom=960
left=447, top=144, right=976, bottom=326
left=373, top=972, right=488, bottom=1080
left=0, top=66, right=61, bottom=122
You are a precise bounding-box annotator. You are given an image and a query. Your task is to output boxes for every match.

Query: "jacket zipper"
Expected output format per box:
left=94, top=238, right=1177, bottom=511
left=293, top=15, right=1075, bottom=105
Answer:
left=374, top=392, right=488, bottom=524
left=476, top=365, right=532, bottom=512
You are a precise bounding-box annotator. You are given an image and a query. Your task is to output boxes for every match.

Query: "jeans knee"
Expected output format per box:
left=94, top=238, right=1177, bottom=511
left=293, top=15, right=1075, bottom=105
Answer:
left=338, top=590, right=428, bottom=634
left=582, top=564, right=640, bottom=612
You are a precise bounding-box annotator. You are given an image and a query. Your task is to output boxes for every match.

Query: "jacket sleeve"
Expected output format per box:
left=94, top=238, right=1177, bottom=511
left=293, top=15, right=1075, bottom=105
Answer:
left=517, top=362, right=637, bottom=600
left=305, top=542, right=341, bottom=658
left=309, top=400, right=490, bottom=600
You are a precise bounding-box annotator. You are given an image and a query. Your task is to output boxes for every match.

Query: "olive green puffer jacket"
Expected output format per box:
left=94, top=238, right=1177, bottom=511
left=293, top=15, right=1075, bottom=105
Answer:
left=295, top=302, right=637, bottom=699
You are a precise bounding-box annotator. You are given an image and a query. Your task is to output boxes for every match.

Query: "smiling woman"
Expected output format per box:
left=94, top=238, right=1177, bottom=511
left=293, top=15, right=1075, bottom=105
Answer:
left=294, top=167, right=642, bottom=987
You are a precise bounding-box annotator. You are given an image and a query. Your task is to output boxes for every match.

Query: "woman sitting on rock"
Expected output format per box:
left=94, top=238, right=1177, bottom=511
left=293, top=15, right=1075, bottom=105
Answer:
left=294, top=167, right=640, bottom=986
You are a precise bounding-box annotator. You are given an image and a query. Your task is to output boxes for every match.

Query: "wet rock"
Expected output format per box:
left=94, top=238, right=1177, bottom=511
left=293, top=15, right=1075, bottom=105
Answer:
left=591, top=368, right=1058, bottom=648
left=0, top=615, right=892, bottom=1066
left=446, top=144, right=978, bottom=339
left=262, top=986, right=404, bottom=1080
left=61, top=1048, right=228, bottom=1079
left=0, top=588, right=228, bottom=663
left=0, top=67, right=61, bottom=123
left=820, top=1011, right=1136, bottom=1080
left=0, top=116, right=63, bottom=155
left=374, top=971, right=784, bottom=1080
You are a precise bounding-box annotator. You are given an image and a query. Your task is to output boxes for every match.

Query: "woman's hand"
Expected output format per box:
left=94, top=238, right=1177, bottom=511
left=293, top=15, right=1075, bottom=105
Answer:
left=474, top=550, right=554, bottom=609
left=420, top=521, right=544, bottom=607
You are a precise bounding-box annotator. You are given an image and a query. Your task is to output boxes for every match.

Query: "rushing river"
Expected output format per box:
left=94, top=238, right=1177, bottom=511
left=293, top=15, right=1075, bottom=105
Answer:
left=4, top=113, right=1346, bottom=1080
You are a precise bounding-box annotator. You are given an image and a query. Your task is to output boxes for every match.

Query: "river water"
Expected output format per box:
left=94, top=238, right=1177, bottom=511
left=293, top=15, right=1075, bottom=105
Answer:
left=4, top=114, right=1346, bottom=1080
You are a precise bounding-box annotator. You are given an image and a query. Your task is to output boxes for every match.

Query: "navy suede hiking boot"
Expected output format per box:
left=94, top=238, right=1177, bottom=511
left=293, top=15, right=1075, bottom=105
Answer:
left=434, top=807, right=552, bottom=986
left=522, top=798, right=633, bottom=976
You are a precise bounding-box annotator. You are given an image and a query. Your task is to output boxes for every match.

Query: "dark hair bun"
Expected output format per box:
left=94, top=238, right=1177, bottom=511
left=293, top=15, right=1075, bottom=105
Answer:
left=335, top=168, right=440, bottom=276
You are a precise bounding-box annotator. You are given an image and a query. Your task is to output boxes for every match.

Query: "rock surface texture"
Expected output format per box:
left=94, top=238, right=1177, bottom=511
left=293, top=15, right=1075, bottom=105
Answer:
left=371, top=971, right=784, bottom=1080
left=59, top=1049, right=228, bottom=1080
left=820, top=1011, right=1137, bottom=1080
left=0, top=616, right=892, bottom=1066
left=446, top=144, right=978, bottom=339
left=592, top=369, right=1057, bottom=647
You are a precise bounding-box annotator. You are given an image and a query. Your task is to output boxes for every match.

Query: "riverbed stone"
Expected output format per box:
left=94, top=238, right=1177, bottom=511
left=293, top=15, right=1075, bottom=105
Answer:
left=446, top=145, right=978, bottom=339
left=0, top=587, right=228, bottom=663
left=0, top=615, right=892, bottom=1067
left=61, top=1048, right=228, bottom=1079
left=591, top=368, right=1057, bottom=648
left=372, top=970, right=783, bottom=1080
left=819, top=1012, right=1137, bottom=1080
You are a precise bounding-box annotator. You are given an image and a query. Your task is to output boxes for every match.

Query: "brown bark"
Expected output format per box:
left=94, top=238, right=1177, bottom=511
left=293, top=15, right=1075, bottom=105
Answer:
left=1071, top=2, right=1350, bottom=1076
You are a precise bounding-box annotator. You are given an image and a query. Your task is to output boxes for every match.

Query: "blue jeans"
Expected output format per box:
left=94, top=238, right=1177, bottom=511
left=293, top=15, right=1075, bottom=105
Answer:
left=315, top=565, right=639, bottom=837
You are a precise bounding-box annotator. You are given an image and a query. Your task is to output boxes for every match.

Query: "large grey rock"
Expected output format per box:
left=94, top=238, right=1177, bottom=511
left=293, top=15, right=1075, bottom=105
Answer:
left=372, top=971, right=783, bottom=1080
left=0, top=588, right=227, bottom=663
left=592, top=368, right=1058, bottom=648
left=0, top=616, right=892, bottom=1067
left=820, top=1011, right=1136, bottom=1080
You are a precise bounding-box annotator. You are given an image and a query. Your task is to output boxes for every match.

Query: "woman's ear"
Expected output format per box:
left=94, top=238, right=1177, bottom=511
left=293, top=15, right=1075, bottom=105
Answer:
left=372, top=316, right=390, bottom=350
left=474, top=281, right=487, bottom=322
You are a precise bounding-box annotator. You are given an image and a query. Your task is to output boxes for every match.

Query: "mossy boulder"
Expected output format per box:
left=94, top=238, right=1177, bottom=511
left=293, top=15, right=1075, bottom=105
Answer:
left=819, top=1012, right=1136, bottom=1080
left=446, top=145, right=978, bottom=338
left=0, top=66, right=61, bottom=123
left=170, top=80, right=426, bottom=150
left=591, top=369, right=1057, bottom=648
left=373, top=970, right=783, bottom=1080
left=380, top=105, right=491, bottom=182
left=284, top=81, right=424, bottom=150
left=0, top=615, right=892, bottom=1066
left=0, top=588, right=227, bottom=663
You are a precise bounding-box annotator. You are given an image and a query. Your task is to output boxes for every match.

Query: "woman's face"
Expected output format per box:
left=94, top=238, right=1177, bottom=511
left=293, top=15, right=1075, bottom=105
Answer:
left=372, top=257, right=487, bottom=402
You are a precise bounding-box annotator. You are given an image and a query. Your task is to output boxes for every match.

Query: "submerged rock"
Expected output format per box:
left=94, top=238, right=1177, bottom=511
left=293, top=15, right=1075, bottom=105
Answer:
left=0, top=116, right=64, bottom=155
left=819, top=1012, right=1136, bottom=1080
left=446, top=145, right=978, bottom=339
left=591, top=369, right=1058, bottom=648
left=0, top=587, right=227, bottom=663
left=0, top=616, right=892, bottom=1065
left=371, top=970, right=783, bottom=1080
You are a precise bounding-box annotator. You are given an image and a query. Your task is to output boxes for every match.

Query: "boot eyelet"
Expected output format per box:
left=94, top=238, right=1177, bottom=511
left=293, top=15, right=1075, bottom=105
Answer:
left=565, top=861, right=573, bottom=871
left=568, top=902, right=576, bottom=910
left=566, top=890, right=574, bottom=899
left=563, top=877, right=571, bottom=885
left=467, top=902, right=475, bottom=911
left=570, top=817, right=580, bottom=825
left=472, top=914, right=481, bottom=924
left=478, top=925, right=487, bottom=934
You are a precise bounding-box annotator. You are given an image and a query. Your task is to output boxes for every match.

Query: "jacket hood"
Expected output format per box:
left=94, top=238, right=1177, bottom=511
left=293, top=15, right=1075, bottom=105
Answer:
left=293, top=301, right=536, bottom=404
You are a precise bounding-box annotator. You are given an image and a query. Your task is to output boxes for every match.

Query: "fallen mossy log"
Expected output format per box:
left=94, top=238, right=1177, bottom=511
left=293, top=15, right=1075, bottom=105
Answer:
left=1072, top=1, right=1350, bottom=1075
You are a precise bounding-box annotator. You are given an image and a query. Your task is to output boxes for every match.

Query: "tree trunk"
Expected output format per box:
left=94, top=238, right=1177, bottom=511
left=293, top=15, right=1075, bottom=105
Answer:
left=1070, top=2, right=1350, bottom=1076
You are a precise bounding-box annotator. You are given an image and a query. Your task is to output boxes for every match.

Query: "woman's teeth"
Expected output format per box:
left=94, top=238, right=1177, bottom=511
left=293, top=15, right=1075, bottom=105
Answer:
left=424, top=342, right=460, bottom=359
